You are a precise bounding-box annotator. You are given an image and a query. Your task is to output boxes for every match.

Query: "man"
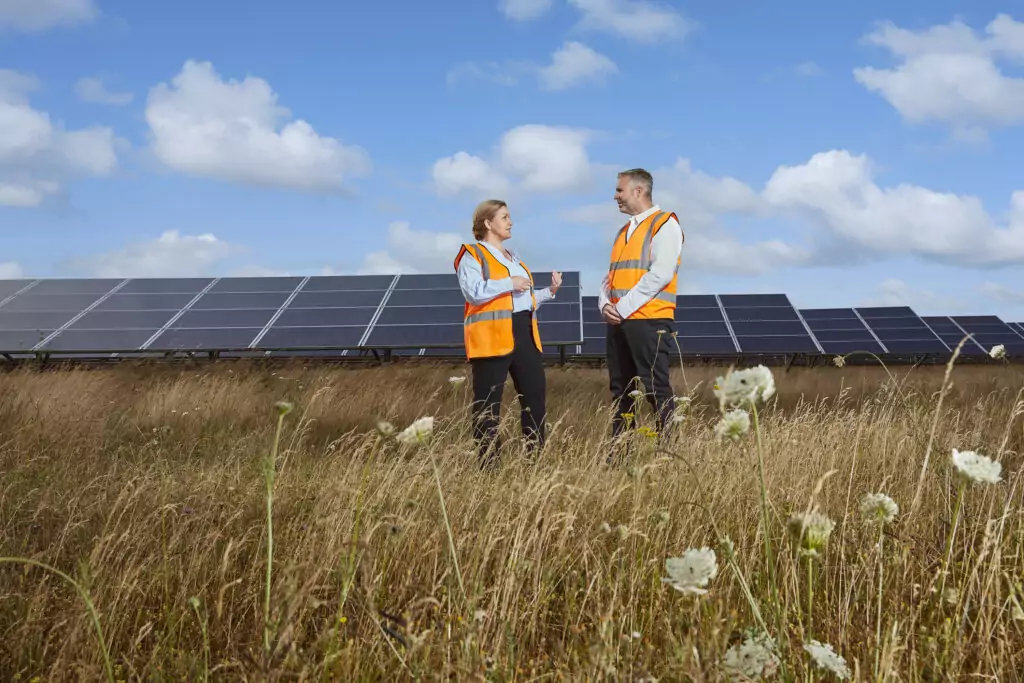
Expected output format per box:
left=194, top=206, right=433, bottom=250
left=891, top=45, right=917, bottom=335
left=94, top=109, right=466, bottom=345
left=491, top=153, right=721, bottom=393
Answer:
left=598, top=168, right=683, bottom=455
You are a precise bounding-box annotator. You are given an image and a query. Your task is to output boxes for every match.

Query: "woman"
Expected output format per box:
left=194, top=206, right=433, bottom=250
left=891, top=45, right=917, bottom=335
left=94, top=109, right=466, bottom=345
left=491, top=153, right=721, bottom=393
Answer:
left=453, top=199, right=562, bottom=467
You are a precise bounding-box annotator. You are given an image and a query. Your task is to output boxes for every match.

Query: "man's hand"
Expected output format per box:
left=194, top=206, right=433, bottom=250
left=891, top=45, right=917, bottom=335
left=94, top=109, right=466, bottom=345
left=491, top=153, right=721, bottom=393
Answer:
left=550, top=270, right=562, bottom=294
left=602, top=303, right=622, bottom=325
left=511, top=276, right=532, bottom=292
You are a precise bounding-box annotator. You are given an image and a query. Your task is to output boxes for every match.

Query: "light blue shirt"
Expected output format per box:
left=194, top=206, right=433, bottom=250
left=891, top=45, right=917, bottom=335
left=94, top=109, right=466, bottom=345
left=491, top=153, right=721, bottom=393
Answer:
left=457, top=242, right=554, bottom=312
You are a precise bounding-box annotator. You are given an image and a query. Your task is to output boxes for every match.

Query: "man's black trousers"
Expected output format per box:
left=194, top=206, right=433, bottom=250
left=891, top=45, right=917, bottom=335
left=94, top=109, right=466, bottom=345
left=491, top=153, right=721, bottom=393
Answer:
left=469, top=310, right=546, bottom=463
left=606, top=317, right=676, bottom=437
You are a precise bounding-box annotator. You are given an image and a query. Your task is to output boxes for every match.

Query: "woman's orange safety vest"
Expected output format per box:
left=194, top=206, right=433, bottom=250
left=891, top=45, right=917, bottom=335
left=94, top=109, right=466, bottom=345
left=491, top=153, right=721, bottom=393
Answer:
left=453, top=243, right=543, bottom=359
left=607, top=210, right=680, bottom=320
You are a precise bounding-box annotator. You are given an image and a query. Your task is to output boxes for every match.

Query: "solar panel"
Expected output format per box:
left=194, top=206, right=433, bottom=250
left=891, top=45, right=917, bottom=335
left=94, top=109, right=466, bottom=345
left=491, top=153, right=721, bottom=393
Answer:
left=856, top=307, right=949, bottom=355
left=302, top=275, right=395, bottom=291
left=800, top=308, right=886, bottom=355
left=950, top=316, right=1024, bottom=356
left=208, top=277, right=303, bottom=293
left=148, top=327, right=263, bottom=350
left=29, top=279, right=121, bottom=296
left=117, top=278, right=214, bottom=294
left=718, top=293, right=819, bottom=354
left=1011, top=323, right=1024, bottom=337
left=919, top=316, right=985, bottom=355
left=69, top=310, right=177, bottom=330
left=0, top=279, right=35, bottom=300
left=40, top=329, right=158, bottom=352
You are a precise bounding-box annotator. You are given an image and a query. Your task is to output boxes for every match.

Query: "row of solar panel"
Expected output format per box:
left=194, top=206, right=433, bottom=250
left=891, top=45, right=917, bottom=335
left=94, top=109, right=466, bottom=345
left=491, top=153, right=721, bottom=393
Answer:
left=0, top=274, right=582, bottom=354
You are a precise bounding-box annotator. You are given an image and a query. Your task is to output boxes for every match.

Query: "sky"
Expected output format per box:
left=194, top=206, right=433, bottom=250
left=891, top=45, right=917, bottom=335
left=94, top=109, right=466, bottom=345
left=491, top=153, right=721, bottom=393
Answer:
left=1, top=0, right=1023, bottom=323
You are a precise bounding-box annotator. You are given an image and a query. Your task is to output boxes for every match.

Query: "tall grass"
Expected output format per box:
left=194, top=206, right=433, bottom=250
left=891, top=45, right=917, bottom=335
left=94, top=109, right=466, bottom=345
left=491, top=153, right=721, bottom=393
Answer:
left=0, top=360, right=1022, bottom=680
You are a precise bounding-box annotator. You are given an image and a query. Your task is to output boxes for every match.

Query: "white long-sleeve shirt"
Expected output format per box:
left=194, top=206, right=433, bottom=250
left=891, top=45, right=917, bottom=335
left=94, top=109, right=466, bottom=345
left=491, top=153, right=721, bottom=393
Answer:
left=598, top=205, right=683, bottom=320
left=456, top=241, right=554, bottom=312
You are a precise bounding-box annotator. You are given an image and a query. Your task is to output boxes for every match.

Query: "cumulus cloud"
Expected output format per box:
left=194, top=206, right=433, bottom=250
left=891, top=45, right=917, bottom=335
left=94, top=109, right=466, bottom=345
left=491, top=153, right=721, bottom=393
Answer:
left=498, top=0, right=552, bottom=21
left=568, top=0, right=694, bottom=43
left=0, top=262, right=24, bottom=279
left=853, top=14, right=1024, bottom=135
left=448, top=41, right=618, bottom=91
left=63, top=230, right=244, bottom=278
left=432, top=124, right=594, bottom=198
left=359, top=221, right=464, bottom=274
left=858, top=278, right=969, bottom=313
left=979, top=281, right=1024, bottom=305
left=795, top=62, right=824, bottom=77
left=0, top=0, right=95, bottom=32
left=0, top=69, right=118, bottom=208
left=145, top=60, right=370, bottom=193
left=75, top=77, right=133, bottom=106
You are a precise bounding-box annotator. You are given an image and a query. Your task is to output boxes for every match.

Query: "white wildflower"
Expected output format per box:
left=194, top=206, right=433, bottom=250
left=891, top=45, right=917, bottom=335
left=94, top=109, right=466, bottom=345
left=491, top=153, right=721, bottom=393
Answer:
left=722, top=631, right=780, bottom=681
left=662, top=547, right=718, bottom=595
left=715, top=409, right=750, bottom=441
left=714, top=365, right=775, bottom=409
left=832, top=355, right=845, bottom=368
left=448, top=375, right=467, bottom=385
left=787, top=509, right=836, bottom=558
left=952, top=448, right=1002, bottom=485
left=376, top=420, right=396, bottom=437
left=860, top=492, right=899, bottom=525
left=803, top=640, right=850, bottom=679
left=396, top=416, right=434, bottom=445
left=629, top=389, right=644, bottom=399
left=989, top=344, right=1006, bottom=360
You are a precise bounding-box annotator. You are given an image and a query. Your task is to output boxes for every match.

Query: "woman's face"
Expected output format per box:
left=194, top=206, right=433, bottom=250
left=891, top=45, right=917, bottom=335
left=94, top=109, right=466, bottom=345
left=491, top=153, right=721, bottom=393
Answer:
left=486, top=206, right=513, bottom=240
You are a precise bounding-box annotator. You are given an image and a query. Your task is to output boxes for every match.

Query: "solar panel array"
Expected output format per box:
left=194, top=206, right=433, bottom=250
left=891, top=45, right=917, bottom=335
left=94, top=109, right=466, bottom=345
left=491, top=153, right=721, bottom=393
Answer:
left=1, top=276, right=1020, bottom=361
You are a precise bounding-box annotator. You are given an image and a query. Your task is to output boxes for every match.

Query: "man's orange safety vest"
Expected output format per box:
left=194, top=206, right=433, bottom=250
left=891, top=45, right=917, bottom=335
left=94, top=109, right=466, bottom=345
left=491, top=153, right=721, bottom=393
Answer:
left=607, top=210, right=680, bottom=320
left=454, top=243, right=543, bottom=359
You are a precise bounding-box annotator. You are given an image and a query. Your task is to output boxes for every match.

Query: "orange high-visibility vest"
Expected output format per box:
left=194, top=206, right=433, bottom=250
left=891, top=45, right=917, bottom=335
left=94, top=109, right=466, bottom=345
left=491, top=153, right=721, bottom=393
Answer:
left=454, top=243, right=543, bottom=359
left=607, top=210, right=681, bottom=320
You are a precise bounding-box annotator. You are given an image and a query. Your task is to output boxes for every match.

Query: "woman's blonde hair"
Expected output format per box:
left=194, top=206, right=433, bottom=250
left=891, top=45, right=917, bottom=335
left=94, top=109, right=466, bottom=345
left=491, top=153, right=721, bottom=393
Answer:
left=471, top=199, right=507, bottom=241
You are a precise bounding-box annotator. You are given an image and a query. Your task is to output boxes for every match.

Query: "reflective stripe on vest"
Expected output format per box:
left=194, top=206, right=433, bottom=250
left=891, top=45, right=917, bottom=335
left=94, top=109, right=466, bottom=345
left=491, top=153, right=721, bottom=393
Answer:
left=454, top=243, right=544, bottom=359
left=607, top=210, right=680, bottom=320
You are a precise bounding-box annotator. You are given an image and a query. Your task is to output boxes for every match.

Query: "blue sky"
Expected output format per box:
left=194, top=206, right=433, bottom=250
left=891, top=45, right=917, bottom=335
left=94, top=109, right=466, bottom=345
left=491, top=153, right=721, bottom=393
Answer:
left=1, top=0, right=1023, bottom=323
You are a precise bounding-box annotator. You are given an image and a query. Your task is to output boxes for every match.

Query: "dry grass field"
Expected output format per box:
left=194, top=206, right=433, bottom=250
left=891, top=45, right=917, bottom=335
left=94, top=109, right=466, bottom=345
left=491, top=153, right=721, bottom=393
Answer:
left=1, top=356, right=1023, bottom=681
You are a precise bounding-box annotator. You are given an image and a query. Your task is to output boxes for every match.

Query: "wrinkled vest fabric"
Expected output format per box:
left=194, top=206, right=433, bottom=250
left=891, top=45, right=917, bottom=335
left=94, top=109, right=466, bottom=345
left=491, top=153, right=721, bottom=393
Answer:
left=607, top=211, right=679, bottom=320
left=454, top=243, right=543, bottom=359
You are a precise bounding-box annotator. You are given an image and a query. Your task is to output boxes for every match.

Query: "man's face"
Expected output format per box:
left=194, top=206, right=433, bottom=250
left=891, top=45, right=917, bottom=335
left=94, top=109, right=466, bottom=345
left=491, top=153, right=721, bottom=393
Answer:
left=614, top=177, right=641, bottom=215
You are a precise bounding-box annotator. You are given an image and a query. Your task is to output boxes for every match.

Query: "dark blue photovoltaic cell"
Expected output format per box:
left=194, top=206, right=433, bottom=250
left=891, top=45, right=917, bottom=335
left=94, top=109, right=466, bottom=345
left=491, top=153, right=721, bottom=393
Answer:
left=302, top=275, right=395, bottom=291
left=0, top=330, right=53, bottom=351
left=951, top=315, right=1003, bottom=326
left=289, top=290, right=385, bottom=309
left=803, top=317, right=872, bottom=331
left=1012, top=323, right=1024, bottom=336
left=730, top=320, right=809, bottom=336
left=191, top=292, right=290, bottom=310
left=677, top=336, right=739, bottom=354
left=581, top=337, right=606, bottom=355
left=675, top=307, right=727, bottom=322
left=818, top=340, right=886, bottom=355
left=811, top=329, right=877, bottom=343
left=393, top=274, right=459, bottom=289
left=173, top=309, right=277, bottom=328
left=860, top=316, right=928, bottom=330
left=856, top=306, right=917, bottom=318
left=0, top=280, right=33, bottom=299
left=674, top=320, right=730, bottom=336
left=41, top=329, right=156, bottom=352
left=148, top=328, right=262, bottom=350
left=856, top=308, right=949, bottom=354
left=676, top=295, right=720, bottom=308
left=0, top=293, right=102, bottom=313
left=386, top=289, right=465, bottom=307
left=724, top=306, right=800, bottom=322
left=800, top=308, right=859, bottom=320
left=93, top=293, right=196, bottom=311
left=273, top=307, right=377, bottom=327
left=881, top=339, right=950, bottom=354
left=257, top=326, right=365, bottom=349
left=0, top=311, right=78, bottom=330
left=375, top=306, right=463, bottom=325
left=921, top=317, right=985, bottom=355
left=535, top=303, right=580, bottom=322
left=368, top=324, right=463, bottom=346
left=537, top=322, right=583, bottom=343
left=583, top=322, right=605, bottom=339
left=736, top=335, right=818, bottom=353
left=29, top=279, right=121, bottom=296
left=872, top=327, right=941, bottom=341
left=582, top=296, right=602, bottom=323
left=719, top=293, right=791, bottom=307
left=70, top=310, right=176, bottom=330
left=208, top=277, right=303, bottom=293
left=118, top=278, right=213, bottom=294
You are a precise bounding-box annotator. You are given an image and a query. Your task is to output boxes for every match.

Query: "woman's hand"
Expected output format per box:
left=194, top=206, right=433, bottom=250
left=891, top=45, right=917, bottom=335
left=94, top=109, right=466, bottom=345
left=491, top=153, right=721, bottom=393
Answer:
left=550, top=271, right=562, bottom=294
left=511, top=276, right=532, bottom=292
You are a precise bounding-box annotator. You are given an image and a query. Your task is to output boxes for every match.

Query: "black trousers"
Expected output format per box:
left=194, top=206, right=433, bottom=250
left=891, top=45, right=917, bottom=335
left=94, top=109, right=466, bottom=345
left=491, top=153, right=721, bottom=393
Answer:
left=607, top=318, right=676, bottom=438
left=470, top=311, right=546, bottom=464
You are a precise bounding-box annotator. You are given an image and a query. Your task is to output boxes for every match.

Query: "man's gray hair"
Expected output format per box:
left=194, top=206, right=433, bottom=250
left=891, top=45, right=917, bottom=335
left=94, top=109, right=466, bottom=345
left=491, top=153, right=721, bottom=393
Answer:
left=618, top=168, right=653, bottom=198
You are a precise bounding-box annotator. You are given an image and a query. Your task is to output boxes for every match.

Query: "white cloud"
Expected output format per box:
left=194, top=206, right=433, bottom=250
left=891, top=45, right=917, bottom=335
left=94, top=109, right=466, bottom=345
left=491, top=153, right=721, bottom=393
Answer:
left=763, top=150, right=1024, bottom=265
left=64, top=230, right=243, bottom=278
left=538, top=41, right=618, bottom=90
left=445, top=60, right=534, bottom=88
left=0, top=0, right=95, bottom=32
left=499, top=0, right=552, bottom=21
left=853, top=14, right=1024, bottom=134
left=858, top=278, right=968, bottom=313
left=432, top=124, right=594, bottom=197
left=568, top=0, right=694, bottom=43
left=979, top=281, right=1024, bottom=305
left=359, top=221, right=464, bottom=274
left=75, top=77, right=133, bottom=106
left=0, top=69, right=118, bottom=208
left=0, top=262, right=24, bottom=279
left=145, top=60, right=371, bottom=193
left=795, top=61, right=824, bottom=77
